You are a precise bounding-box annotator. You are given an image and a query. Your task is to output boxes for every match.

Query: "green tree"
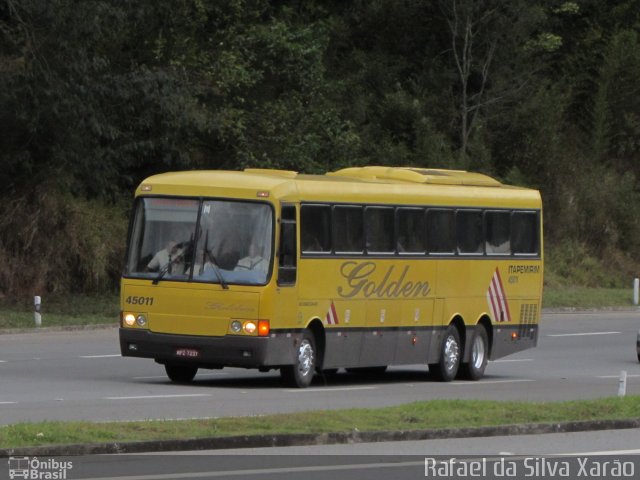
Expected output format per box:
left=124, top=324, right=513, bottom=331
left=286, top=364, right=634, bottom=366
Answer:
left=439, top=0, right=557, bottom=166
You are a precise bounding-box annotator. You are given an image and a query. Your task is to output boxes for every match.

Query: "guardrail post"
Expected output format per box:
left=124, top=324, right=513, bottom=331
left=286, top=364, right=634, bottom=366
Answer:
left=634, top=278, right=639, bottom=305
left=618, top=370, right=627, bottom=397
left=34, top=295, right=42, bottom=327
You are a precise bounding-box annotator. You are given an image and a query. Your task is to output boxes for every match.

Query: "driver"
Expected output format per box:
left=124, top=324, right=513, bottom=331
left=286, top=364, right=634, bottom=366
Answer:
left=147, top=236, right=187, bottom=274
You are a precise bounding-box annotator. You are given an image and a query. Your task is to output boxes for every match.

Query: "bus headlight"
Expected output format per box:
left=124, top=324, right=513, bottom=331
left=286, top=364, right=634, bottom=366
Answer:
left=123, top=313, right=136, bottom=327
left=230, top=319, right=269, bottom=336
left=136, top=315, right=147, bottom=327
left=243, top=321, right=257, bottom=334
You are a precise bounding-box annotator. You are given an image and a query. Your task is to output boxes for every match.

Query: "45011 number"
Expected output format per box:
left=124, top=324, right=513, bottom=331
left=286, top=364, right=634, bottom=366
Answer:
left=125, top=296, right=154, bottom=306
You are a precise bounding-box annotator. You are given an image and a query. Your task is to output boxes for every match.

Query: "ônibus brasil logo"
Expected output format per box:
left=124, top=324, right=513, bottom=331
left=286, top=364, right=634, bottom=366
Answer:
left=8, top=457, right=73, bottom=480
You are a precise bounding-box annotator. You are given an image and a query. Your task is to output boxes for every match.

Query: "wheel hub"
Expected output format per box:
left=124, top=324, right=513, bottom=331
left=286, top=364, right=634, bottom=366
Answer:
left=297, top=340, right=314, bottom=377
left=444, top=335, right=459, bottom=373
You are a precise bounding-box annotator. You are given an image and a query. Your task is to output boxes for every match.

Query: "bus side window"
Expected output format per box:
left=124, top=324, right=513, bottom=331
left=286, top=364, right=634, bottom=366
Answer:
left=300, top=205, right=331, bottom=253
left=333, top=205, right=364, bottom=254
left=456, top=210, right=483, bottom=255
left=512, top=211, right=539, bottom=255
left=427, top=209, right=455, bottom=254
left=397, top=207, right=426, bottom=254
left=485, top=211, right=511, bottom=255
left=365, top=206, right=394, bottom=254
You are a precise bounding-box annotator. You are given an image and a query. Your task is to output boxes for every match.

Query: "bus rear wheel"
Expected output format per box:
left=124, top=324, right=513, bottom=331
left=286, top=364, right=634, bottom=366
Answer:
left=429, top=324, right=461, bottom=382
left=165, top=364, right=198, bottom=383
left=459, top=324, right=489, bottom=380
left=281, top=330, right=316, bottom=388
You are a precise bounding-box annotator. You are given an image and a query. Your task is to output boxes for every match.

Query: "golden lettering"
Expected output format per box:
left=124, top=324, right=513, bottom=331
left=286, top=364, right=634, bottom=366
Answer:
left=337, top=261, right=431, bottom=299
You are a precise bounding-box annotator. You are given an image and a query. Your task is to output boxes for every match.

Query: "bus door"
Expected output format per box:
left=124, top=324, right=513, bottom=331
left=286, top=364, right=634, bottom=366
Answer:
left=273, top=203, right=299, bottom=333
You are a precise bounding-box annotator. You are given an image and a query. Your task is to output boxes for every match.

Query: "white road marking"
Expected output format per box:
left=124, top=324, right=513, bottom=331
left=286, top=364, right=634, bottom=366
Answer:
left=491, top=358, right=534, bottom=363
left=105, top=394, right=212, bottom=400
left=560, top=449, right=640, bottom=455
left=546, top=332, right=621, bottom=337
left=80, top=354, right=121, bottom=358
left=94, top=416, right=223, bottom=424
left=133, top=373, right=228, bottom=380
left=596, top=374, right=640, bottom=379
left=284, top=386, right=378, bottom=393
left=450, top=379, right=535, bottom=385
left=0, top=402, right=17, bottom=405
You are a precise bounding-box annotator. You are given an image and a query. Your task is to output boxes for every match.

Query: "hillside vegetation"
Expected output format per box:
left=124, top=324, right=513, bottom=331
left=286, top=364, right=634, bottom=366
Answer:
left=2, top=0, right=639, bottom=296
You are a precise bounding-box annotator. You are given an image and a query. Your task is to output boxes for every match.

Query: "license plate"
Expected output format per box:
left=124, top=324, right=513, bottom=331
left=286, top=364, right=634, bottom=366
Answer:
left=175, top=348, right=199, bottom=358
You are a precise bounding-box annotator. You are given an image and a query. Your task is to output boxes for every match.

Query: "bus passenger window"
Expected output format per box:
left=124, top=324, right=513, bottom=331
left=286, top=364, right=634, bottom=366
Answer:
left=333, top=206, right=364, bottom=254
left=456, top=210, right=483, bottom=254
left=365, top=207, right=394, bottom=253
left=485, top=211, right=511, bottom=255
left=427, top=209, right=455, bottom=254
left=512, top=211, right=538, bottom=255
left=301, top=205, right=331, bottom=253
left=397, top=208, right=426, bottom=253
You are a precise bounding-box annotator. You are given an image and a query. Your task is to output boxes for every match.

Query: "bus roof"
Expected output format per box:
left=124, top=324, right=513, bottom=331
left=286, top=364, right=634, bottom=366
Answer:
left=137, top=167, right=541, bottom=209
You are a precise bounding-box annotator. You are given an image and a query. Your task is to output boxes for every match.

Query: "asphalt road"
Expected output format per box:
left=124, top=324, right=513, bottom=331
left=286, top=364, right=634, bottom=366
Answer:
left=2, top=430, right=639, bottom=480
left=1, top=311, right=639, bottom=425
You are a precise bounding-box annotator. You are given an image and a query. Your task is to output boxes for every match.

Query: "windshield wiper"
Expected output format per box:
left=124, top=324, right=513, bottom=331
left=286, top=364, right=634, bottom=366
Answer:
left=151, top=253, right=182, bottom=285
left=197, top=230, right=228, bottom=289
left=203, top=249, right=229, bottom=290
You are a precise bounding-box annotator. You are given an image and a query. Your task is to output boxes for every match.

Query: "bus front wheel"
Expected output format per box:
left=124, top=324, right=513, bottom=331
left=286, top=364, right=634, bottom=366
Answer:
left=459, top=324, right=489, bottom=380
left=429, top=324, right=461, bottom=382
left=281, top=330, right=316, bottom=388
left=165, top=364, right=198, bottom=383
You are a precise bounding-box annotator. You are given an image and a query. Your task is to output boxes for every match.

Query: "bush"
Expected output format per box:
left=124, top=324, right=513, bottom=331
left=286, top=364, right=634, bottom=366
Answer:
left=0, top=186, right=127, bottom=298
left=544, top=241, right=637, bottom=289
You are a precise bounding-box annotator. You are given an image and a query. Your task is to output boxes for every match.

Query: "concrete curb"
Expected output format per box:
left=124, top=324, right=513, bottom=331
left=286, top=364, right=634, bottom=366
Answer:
left=2, top=418, right=640, bottom=456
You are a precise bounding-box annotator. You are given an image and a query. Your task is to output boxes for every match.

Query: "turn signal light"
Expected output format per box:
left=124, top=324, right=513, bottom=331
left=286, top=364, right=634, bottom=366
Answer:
left=511, top=332, right=519, bottom=340
left=258, top=320, right=270, bottom=337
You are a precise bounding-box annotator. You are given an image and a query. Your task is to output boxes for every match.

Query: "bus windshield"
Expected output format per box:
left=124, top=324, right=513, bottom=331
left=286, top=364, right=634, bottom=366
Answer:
left=125, top=198, right=273, bottom=286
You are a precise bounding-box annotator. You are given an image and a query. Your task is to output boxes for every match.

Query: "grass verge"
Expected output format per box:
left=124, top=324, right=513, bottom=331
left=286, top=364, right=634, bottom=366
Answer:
left=542, top=286, right=634, bottom=309
left=0, top=295, right=118, bottom=329
left=2, top=397, right=639, bottom=449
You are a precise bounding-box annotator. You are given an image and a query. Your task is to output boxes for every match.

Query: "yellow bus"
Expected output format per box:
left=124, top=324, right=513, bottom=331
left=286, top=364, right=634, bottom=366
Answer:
left=120, top=166, right=543, bottom=387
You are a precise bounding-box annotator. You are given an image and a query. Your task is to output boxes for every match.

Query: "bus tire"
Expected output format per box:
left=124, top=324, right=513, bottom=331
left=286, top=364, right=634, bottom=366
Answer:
left=459, top=324, right=489, bottom=380
left=165, top=364, right=198, bottom=383
left=281, top=330, right=316, bottom=388
left=429, top=324, right=461, bottom=382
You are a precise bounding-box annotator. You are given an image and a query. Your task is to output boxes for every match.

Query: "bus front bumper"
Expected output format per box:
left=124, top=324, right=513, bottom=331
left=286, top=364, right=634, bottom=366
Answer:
left=119, top=328, right=293, bottom=368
